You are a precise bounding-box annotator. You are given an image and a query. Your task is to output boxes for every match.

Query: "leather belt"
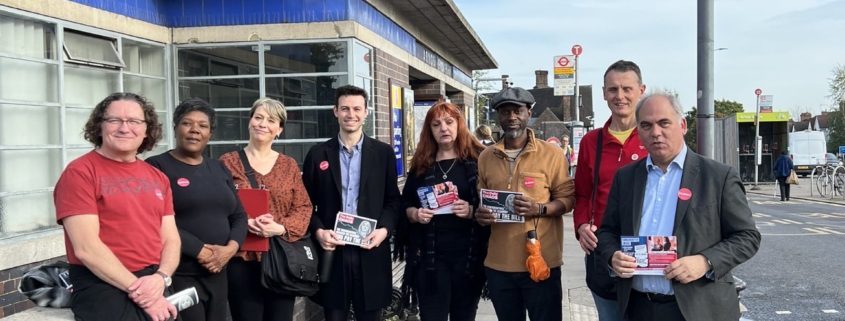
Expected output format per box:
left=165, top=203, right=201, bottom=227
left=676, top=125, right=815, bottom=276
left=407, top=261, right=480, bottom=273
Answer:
left=632, top=290, right=676, bottom=303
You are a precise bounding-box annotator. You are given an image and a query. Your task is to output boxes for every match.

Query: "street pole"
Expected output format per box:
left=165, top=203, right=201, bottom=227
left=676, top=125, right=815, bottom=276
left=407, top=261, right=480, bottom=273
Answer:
left=696, top=0, right=715, bottom=159
left=752, top=95, right=761, bottom=190
left=574, top=55, right=580, bottom=123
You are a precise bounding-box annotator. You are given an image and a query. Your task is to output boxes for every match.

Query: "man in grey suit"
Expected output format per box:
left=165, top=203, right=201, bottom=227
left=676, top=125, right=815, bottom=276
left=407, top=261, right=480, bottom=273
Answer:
left=597, top=91, right=760, bottom=321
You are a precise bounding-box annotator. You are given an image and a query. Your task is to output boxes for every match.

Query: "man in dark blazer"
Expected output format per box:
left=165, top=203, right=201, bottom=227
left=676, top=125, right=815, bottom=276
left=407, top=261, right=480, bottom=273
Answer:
left=302, top=85, right=401, bottom=321
left=597, top=91, right=760, bottom=321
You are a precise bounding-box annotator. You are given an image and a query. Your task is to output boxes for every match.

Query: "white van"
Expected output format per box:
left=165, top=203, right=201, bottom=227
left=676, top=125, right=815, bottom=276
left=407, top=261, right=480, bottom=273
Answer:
left=789, top=131, right=827, bottom=176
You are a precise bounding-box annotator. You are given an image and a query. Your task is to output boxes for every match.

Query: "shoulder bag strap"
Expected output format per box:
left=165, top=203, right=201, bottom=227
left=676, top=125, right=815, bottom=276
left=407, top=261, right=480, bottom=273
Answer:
left=589, top=128, right=603, bottom=226
left=238, top=149, right=260, bottom=189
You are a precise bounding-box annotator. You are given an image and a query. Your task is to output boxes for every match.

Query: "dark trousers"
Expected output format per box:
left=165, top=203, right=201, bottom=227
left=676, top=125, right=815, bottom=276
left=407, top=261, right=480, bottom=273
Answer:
left=777, top=176, right=791, bottom=200
left=172, top=271, right=227, bottom=321
left=227, top=257, right=295, bottom=321
left=485, top=267, right=563, bottom=321
left=324, top=246, right=380, bottom=321
left=415, top=257, right=483, bottom=321
left=69, top=264, right=160, bottom=321
left=628, top=290, right=685, bottom=321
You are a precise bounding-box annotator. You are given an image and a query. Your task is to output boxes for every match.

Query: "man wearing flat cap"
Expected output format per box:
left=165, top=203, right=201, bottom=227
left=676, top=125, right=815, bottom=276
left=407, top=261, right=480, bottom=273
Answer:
left=475, top=87, right=575, bottom=320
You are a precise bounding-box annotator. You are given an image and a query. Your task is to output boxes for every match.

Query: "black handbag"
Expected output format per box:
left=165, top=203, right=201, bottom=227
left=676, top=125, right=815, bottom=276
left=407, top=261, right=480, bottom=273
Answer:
left=238, top=150, right=320, bottom=296
left=584, top=130, right=618, bottom=300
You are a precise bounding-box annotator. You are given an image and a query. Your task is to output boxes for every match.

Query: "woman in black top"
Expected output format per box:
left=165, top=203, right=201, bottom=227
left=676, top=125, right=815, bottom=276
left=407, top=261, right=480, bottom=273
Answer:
left=396, top=102, right=489, bottom=321
left=146, top=98, right=248, bottom=321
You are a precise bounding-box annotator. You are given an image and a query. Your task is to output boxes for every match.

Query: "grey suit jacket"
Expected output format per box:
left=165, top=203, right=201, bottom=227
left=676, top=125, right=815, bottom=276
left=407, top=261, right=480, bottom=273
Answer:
left=597, top=150, right=761, bottom=321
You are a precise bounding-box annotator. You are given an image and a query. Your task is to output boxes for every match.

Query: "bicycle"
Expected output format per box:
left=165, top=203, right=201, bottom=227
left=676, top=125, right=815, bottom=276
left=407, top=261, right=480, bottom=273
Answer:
left=815, top=164, right=845, bottom=197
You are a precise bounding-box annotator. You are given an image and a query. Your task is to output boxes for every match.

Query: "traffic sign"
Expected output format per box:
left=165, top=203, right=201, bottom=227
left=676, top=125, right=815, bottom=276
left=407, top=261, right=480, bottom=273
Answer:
left=755, top=88, right=762, bottom=96
left=556, top=56, right=571, bottom=68
left=839, top=146, right=845, bottom=155
left=546, top=137, right=561, bottom=147
left=571, top=44, right=582, bottom=56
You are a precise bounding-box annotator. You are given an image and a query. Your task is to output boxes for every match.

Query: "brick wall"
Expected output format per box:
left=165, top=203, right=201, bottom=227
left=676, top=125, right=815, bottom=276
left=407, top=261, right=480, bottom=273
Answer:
left=0, top=257, right=67, bottom=318
left=373, top=48, right=410, bottom=144
left=411, top=80, right=445, bottom=97
left=294, top=298, right=324, bottom=321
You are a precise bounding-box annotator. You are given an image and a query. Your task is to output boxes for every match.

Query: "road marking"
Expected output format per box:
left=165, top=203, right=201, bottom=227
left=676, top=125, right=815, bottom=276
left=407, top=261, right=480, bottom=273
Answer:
left=815, top=227, right=845, bottom=235
left=756, top=222, right=776, bottom=227
left=823, top=309, right=839, bottom=313
left=794, top=213, right=845, bottom=219
left=772, top=219, right=803, bottom=225
left=776, top=311, right=792, bottom=315
left=753, top=213, right=771, bottom=218
left=803, top=228, right=831, bottom=234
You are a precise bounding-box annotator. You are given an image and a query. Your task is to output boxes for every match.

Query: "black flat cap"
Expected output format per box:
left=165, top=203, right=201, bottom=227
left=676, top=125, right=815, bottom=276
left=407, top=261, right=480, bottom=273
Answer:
left=490, top=87, right=535, bottom=110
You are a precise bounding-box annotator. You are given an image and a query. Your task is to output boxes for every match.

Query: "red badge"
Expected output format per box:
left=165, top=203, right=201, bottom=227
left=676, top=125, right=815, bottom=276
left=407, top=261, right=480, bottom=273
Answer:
left=525, top=177, right=535, bottom=188
left=177, top=178, right=190, bottom=187
left=319, top=161, right=329, bottom=171
left=678, top=188, right=692, bottom=201
left=154, top=189, right=164, bottom=200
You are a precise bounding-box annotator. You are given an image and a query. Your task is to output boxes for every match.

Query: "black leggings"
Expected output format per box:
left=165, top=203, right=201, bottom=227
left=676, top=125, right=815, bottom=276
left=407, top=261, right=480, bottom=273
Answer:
left=415, top=257, right=483, bottom=321
left=777, top=176, right=791, bottom=200
left=171, top=271, right=228, bottom=321
left=227, top=257, right=295, bottom=321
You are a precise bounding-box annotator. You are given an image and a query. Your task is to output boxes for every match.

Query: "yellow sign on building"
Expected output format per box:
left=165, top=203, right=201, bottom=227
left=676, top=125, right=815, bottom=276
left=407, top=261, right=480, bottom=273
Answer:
left=735, top=111, right=789, bottom=123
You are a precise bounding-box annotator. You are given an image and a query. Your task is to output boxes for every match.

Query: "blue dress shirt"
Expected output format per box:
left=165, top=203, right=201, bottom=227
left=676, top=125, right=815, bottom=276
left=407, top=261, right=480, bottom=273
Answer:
left=339, top=135, right=363, bottom=215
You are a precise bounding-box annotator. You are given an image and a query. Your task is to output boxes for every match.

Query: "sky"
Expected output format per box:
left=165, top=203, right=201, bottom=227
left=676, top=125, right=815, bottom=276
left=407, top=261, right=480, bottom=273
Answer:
left=454, top=0, right=845, bottom=123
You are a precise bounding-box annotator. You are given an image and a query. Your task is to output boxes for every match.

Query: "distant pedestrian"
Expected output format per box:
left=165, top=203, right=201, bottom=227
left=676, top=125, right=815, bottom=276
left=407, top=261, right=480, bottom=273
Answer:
left=773, top=151, right=793, bottom=201
left=474, top=124, right=495, bottom=146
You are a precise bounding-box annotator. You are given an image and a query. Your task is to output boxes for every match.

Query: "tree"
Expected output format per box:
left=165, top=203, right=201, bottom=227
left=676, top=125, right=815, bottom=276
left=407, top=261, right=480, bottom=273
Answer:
left=472, top=70, right=496, bottom=125
left=827, top=103, right=845, bottom=153
left=684, top=100, right=743, bottom=151
left=828, top=64, right=845, bottom=104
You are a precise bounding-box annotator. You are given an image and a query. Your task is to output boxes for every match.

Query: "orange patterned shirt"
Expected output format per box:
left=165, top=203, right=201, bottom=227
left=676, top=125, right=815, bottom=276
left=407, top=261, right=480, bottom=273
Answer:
left=220, top=152, right=312, bottom=261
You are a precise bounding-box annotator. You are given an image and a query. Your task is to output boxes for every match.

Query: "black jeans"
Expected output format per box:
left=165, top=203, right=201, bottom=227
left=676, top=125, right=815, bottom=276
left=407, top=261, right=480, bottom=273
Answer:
left=172, top=271, right=228, bottom=321
left=227, top=257, right=295, bottom=321
left=415, top=257, right=483, bottom=321
left=777, top=176, right=790, bottom=200
left=485, top=267, right=562, bottom=321
left=324, top=246, right=380, bottom=321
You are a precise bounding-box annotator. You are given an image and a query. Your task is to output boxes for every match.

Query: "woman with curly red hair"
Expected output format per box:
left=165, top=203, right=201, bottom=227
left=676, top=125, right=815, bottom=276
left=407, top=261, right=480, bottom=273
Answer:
left=395, top=102, right=490, bottom=321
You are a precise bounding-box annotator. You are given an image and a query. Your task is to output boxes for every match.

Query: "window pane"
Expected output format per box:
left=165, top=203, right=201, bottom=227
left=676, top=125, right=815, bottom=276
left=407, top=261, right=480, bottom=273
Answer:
left=66, top=108, right=94, bottom=146
left=0, top=14, right=57, bottom=60
left=63, top=30, right=124, bottom=68
left=0, top=104, right=61, bottom=146
left=124, top=75, right=166, bottom=110
left=213, top=110, right=250, bottom=141
left=353, top=42, right=372, bottom=77
left=0, top=192, right=56, bottom=239
left=264, top=42, right=348, bottom=74
left=267, top=75, right=348, bottom=107
left=178, top=47, right=259, bottom=77
left=179, top=79, right=260, bottom=109
left=122, top=40, right=165, bottom=77
left=355, top=76, right=375, bottom=137
left=67, top=148, right=92, bottom=164
left=203, top=143, right=315, bottom=170
left=0, top=149, right=62, bottom=193
left=64, top=67, right=120, bottom=106
left=282, top=109, right=338, bottom=140
left=0, top=57, right=58, bottom=102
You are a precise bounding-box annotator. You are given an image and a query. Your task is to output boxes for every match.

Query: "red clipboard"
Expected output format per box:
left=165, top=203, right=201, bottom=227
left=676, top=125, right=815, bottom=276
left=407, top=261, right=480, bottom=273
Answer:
left=237, top=189, right=270, bottom=252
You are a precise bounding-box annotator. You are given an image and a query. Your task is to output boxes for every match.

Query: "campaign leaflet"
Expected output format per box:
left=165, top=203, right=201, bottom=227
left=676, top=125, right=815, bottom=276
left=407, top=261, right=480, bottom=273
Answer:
left=166, top=287, right=199, bottom=312
left=621, top=236, right=678, bottom=275
left=416, top=181, right=460, bottom=215
left=480, top=189, right=525, bottom=223
left=333, top=212, right=378, bottom=247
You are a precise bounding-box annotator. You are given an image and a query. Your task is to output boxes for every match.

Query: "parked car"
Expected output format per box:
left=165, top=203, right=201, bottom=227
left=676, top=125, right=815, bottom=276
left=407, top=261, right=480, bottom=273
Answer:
left=826, top=153, right=843, bottom=167
left=789, top=131, right=827, bottom=177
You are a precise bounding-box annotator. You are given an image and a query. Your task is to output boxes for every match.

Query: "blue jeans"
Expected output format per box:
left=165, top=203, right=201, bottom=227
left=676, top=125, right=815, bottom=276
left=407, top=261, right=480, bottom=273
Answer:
left=585, top=256, right=626, bottom=321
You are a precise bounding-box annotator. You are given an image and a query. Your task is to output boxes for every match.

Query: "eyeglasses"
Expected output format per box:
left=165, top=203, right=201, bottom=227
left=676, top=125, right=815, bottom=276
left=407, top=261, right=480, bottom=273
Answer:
left=103, top=117, right=146, bottom=128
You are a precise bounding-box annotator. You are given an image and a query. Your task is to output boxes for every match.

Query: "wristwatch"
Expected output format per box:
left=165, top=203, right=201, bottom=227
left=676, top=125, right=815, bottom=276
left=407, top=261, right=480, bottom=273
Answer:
left=155, top=271, right=172, bottom=287
left=538, top=203, right=547, bottom=216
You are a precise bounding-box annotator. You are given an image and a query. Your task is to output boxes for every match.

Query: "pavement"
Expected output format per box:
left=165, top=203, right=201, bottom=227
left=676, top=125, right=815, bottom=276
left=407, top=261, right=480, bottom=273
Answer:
left=746, top=177, right=845, bottom=204
left=476, top=212, right=599, bottom=321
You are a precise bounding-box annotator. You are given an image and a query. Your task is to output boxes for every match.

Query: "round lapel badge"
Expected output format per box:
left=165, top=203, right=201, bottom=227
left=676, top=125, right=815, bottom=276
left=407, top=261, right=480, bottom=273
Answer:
left=154, top=189, right=164, bottom=200
left=632, top=154, right=639, bottom=161
left=177, top=178, right=190, bottom=187
left=525, top=177, right=535, bottom=188
left=319, top=161, right=329, bottom=171
left=678, top=188, right=692, bottom=201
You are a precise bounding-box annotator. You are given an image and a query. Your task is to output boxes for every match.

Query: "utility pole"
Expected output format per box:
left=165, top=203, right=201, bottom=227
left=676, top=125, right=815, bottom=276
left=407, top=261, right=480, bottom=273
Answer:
left=696, top=0, right=715, bottom=159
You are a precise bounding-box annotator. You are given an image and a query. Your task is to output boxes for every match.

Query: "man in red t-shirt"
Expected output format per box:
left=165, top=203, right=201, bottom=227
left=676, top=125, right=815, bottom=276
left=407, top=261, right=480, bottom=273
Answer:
left=54, top=93, right=180, bottom=321
left=573, top=60, right=650, bottom=321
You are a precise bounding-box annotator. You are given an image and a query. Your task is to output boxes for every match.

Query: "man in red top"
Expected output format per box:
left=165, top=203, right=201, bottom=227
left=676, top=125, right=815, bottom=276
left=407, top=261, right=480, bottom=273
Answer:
left=573, top=60, right=650, bottom=321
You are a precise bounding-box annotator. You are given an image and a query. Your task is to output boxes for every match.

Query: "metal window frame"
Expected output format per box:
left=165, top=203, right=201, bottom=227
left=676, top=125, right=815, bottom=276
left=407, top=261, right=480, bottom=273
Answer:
left=352, top=39, right=376, bottom=137
left=62, top=29, right=126, bottom=68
